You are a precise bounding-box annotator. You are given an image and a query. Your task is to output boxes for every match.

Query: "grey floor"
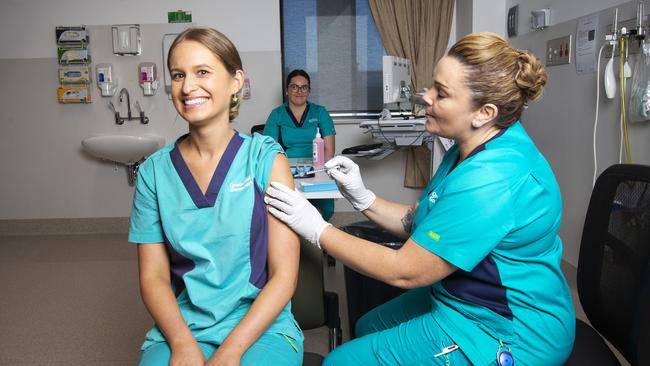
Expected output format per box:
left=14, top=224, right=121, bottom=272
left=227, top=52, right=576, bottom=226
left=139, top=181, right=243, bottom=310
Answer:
left=0, top=213, right=628, bottom=365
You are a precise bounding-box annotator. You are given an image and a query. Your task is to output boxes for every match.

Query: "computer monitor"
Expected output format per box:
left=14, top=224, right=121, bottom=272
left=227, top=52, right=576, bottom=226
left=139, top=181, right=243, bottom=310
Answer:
left=382, top=55, right=412, bottom=104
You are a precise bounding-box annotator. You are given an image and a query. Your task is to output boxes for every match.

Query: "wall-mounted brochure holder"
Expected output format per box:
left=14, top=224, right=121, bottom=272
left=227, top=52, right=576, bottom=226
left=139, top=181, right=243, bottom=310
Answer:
left=58, top=85, right=92, bottom=103
left=112, top=24, right=141, bottom=55
left=59, top=65, right=91, bottom=84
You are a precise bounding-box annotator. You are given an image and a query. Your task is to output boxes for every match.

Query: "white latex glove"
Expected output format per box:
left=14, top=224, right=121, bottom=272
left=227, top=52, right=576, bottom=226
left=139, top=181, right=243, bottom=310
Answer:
left=324, top=156, right=376, bottom=211
left=265, top=182, right=332, bottom=248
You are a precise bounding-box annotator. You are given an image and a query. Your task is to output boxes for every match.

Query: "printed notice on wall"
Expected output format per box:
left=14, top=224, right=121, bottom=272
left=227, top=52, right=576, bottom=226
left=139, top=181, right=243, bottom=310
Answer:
left=576, top=14, right=599, bottom=74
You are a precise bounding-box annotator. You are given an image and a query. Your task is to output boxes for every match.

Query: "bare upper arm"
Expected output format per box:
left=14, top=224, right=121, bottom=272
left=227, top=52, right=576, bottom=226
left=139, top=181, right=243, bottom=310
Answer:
left=265, top=154, right=300, bottom=281
left=392, top=238, right=458, bottom=288
left=137, top=243, right=171, bottom=282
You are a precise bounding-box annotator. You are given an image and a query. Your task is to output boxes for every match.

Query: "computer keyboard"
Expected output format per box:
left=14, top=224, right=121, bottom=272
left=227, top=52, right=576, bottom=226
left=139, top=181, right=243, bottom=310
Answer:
left=342, top=143, right=384, bottom=154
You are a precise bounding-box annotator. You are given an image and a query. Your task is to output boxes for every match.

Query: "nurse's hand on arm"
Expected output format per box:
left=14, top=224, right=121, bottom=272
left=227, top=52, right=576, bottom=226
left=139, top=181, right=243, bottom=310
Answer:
left=206, top=154, right=300, bottom=366
left=265, top=182, right=457, bottom=289
left=325, top=156, right=416, bottom=239
left=138, top=244, right=205, bottom=366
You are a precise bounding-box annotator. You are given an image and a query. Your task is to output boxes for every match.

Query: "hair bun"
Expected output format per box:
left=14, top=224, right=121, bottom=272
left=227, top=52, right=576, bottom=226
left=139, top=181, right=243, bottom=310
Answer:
left=515, top=50, right=547, bottom=102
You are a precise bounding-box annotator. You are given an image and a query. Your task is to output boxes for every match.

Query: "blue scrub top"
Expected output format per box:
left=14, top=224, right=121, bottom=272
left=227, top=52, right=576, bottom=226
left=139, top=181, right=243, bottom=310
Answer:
left=128, top=132, right=303, bottom=350
left=411, top=122, right=575, bottom=365
left=262, top=101, right=336, bottom=159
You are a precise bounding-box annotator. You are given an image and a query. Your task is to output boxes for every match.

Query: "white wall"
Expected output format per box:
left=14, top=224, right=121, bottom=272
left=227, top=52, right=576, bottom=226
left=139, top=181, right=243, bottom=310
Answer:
left=0, top=0, right=280, bottom=58
left=506, top=0, right=629, bottom=37
left=506, top=1, right=650, bottom=266
left=453, top=1, right=650, bottom=266
left=0, top=0, right=283, bottom=220
left=0, top=0, right=425, bottom=219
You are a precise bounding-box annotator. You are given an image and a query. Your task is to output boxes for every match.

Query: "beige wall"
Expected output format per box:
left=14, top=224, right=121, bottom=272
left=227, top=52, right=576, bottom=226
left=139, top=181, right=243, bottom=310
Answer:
left=0, top=0, right=426, bottom=219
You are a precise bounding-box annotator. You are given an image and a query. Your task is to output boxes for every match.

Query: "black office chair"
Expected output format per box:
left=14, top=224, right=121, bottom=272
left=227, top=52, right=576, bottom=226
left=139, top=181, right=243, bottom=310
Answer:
left=340, top=221, right=406, bottom=338
left=292, top=238, right=342, bottom=365
left=565, top=164, right=650, bottom=366
left=250, top=123, right=265, bottom=134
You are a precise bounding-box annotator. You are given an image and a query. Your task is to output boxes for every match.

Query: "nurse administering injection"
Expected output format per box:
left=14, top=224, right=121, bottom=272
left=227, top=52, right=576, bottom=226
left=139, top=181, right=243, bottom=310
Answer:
left=266, top=32, right=575, bottom=365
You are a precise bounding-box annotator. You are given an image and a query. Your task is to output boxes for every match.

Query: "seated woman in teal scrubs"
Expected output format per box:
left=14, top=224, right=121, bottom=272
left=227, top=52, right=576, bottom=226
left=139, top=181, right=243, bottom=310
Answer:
left=262, top=69, right=336, bottom=220
left=265, top=32, right=575, bottom=365
left=129, top=27, right=303, bottom=366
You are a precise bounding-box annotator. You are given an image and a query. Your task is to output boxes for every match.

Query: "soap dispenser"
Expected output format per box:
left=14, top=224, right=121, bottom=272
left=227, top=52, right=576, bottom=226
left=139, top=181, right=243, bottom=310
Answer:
left=138, top=62, right=158, bottom=96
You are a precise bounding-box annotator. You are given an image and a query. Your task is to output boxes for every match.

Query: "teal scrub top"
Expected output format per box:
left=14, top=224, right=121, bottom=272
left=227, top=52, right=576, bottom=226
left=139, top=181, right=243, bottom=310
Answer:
left=128, top=132, right=303, bottom=350
left=262, top=101, right=336, bottom=159
left=410, top=122, right=575, bottom=365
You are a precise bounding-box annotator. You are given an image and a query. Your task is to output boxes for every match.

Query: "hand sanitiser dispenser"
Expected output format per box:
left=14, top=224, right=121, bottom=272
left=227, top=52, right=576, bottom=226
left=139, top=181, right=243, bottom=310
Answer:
left=96, top=63, right=117, bottom=97
left=138, top=62, right=158, bottom=96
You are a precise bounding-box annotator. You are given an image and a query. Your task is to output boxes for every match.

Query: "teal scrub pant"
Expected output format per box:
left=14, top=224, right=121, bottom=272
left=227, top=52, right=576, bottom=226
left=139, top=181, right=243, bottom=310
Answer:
left=139, top=332, right=303, bottom=366
left=323, top=287, right=472, bottom=366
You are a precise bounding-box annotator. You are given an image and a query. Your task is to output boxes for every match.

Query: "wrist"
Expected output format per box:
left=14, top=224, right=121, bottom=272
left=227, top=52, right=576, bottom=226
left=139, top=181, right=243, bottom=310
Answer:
left=315, top=222, right=333, bottom=249
left=353, top=190, right=376, bottom=211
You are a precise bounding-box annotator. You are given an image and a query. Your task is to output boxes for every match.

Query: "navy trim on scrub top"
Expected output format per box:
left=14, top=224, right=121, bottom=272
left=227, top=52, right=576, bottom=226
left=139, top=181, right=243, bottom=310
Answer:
left=170, top=132, right=245, bottom=208
left=163, top=232, right=196, bottom=297
left=249, top=185, right=269, bottom=288
left=466, top=127, right=507, bottom=159
left=285, top=103, right=310, bottom=128
left=440, top=126, right=514, bottom=319
left=442, top=255, right=514, bottom=319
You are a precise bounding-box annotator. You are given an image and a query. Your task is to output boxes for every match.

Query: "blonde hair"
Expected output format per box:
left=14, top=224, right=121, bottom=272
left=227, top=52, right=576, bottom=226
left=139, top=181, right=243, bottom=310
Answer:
left=448, top=32, right=546, bottom=127
left=168, top=27, right=243, bottom=121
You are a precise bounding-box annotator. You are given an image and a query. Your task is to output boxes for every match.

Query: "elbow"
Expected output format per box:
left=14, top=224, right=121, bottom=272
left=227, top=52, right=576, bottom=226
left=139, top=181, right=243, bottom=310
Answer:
left=387, top=275, right=426, bottom=289
left=384, top=268, right=430, bottom=289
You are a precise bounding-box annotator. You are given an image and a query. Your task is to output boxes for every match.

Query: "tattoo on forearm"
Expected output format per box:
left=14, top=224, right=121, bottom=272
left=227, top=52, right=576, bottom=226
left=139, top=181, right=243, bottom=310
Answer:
left=401, top=207, right=414, bottom=233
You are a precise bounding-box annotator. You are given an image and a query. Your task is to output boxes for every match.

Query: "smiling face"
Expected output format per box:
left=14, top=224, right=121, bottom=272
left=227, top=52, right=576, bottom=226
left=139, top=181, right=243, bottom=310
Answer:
left=169, top=40, right=242, bottom=127
left=287, top=75, right=310, bottom=107
left=422, top=56, right=481, bottom=141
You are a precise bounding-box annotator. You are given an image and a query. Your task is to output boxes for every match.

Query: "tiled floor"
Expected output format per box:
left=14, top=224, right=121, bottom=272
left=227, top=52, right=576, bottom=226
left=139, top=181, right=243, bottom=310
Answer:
left=0, top=213, right=629, bottom=365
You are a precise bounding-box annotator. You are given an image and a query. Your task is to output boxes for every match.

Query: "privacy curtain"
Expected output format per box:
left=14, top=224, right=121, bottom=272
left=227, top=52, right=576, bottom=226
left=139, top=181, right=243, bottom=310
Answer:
left=368, top=0, right=454, bottom=188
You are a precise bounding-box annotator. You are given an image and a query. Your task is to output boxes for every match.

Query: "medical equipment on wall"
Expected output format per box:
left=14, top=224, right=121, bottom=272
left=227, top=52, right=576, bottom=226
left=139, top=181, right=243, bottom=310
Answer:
left=163, top=33, right=180, bottom=97
left=56, top=26, right=89, bottom=45
left=57, top=85, right=91, bottom=103
left=383, top=55, right=412, bottom=104
left=96, top=63, right=117, bottom=97
left=243, top=78, right=251, bottom=99
left=138, top=62, right=159, bottom=96
left=55, top=25, right=91, bottom=104
left=629, top=39, right=650, bottom=122
left=593, top=3, right=647, bottom=185
left=59, top=65, right=91, bottom=84
left=112, top=24, right=141, bottom=56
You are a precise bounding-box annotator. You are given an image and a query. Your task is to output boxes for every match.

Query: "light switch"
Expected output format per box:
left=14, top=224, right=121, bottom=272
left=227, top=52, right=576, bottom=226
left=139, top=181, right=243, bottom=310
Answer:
left=546, top=35, right=572, bottom=66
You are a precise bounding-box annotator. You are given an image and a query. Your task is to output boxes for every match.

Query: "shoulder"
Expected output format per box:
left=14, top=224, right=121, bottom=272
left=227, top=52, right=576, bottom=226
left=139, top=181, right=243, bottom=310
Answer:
left=139, top=143, right=174, bottom=173
left=308, top=102, right=328, bottom=113
left=271, top=103, right=289, bottom=114
left=452, top=123, right=556, bottom=192
left=242, top=132, right=283, bottom=157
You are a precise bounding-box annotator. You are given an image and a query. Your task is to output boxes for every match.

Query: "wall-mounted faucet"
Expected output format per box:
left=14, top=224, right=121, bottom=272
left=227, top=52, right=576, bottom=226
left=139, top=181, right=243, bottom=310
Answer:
left=108, top=88, right=149, bottom=125
left=119, top=88, right=132, bottom=120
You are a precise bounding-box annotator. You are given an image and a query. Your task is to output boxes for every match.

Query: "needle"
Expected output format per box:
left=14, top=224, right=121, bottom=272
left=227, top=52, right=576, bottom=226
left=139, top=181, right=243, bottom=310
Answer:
left=294, top=167, right=328, bottom=177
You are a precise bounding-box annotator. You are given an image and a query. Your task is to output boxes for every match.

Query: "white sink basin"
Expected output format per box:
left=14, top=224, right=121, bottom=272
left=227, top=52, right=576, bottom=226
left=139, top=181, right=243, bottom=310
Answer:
left=82, top=134, right=165, bottom=165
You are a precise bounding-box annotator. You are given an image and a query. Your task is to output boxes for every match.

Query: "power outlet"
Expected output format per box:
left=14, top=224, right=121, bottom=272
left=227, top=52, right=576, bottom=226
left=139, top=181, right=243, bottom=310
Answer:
left=546, top=34, right=572, bottom=66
